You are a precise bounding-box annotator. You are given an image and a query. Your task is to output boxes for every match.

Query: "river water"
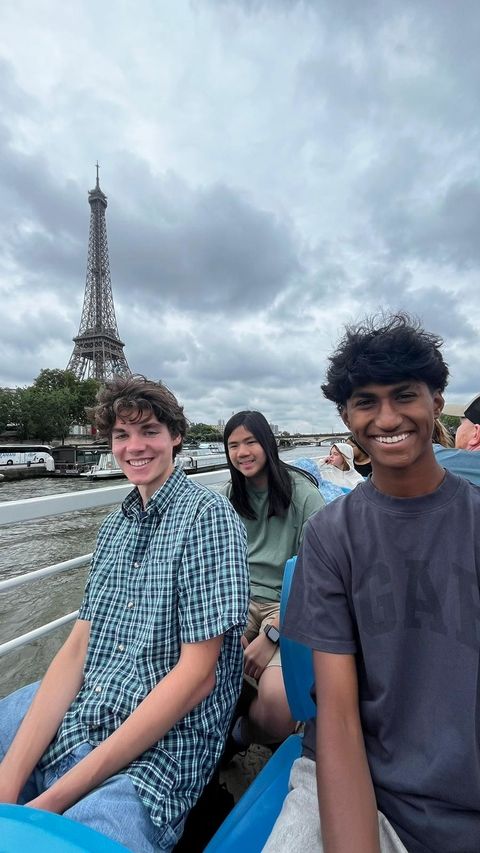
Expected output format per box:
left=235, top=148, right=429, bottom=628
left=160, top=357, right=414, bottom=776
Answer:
left=0, top=447, right=327, bottom=698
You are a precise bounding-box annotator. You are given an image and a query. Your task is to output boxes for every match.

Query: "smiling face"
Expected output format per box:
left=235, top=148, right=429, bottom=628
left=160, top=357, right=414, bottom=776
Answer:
left=226, top=424, right=268, bottom=489
left=112, top=412, right=181, bottom=505
left=342, top=380, right=444, bottom=495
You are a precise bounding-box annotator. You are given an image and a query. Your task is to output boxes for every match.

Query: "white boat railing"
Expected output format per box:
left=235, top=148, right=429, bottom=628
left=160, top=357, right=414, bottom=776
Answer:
left=0, top=482, right=132, bottom=527
left=0, top=469, right=228, bottom=659
left=0, top=482, right=133, bottom=657
left=0, top=612, right=81, bottom=657
left=0, top=554, right=93, bottom=592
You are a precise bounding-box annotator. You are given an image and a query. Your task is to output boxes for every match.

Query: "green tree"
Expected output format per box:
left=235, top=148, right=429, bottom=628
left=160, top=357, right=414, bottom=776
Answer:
left=33, top=369, right=78, bottom=393
left=32, top=369, right=99, bottom=425
left=16, top=388, right=56, bottom=442
left=16, top=388, right=74, bottom=443
left=2, top=371, right=100, bottom=442
left=440, top=414, right=460, bottom=431
left=14, top=373, right=100, bottom=443
left=75, top=378, right=100, bottom=424
left=0, top=389, right=18, bottom=434
left=187, top=422, right=223, bottom=443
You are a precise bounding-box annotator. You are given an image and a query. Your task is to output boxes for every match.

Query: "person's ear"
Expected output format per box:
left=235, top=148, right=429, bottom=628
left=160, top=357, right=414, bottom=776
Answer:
left=471, top=423, right=480, bottom=448
left=340, top=406, right=350, bottom=430
left=432, top=391, right=444, bottom=419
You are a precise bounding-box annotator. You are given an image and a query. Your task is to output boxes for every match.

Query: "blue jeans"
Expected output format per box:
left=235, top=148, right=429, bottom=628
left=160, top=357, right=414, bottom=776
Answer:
left=0, top=682, right=184, bottom=852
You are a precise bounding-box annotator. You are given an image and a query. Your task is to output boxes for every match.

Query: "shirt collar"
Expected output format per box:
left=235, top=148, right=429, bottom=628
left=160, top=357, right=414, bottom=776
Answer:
left=122, top=465, right=187, bottom=519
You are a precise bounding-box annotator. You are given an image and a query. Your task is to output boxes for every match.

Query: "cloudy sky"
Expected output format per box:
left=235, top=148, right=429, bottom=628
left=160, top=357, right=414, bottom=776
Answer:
left=1, top=0, right=479, bottom=431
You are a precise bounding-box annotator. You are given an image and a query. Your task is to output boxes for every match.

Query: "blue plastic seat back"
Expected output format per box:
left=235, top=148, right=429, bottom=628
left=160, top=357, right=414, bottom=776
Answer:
left=203, top=556, right=315, bottom=853
left=280, top=556, right=316, bottom=721
left=204, top=734, right=302, bottom=853
left=0, top=804, right=129, bottom=852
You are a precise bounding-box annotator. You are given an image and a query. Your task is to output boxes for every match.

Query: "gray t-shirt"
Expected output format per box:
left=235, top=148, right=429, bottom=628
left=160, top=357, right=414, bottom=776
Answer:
left=284, top=471, right=480, bottom=853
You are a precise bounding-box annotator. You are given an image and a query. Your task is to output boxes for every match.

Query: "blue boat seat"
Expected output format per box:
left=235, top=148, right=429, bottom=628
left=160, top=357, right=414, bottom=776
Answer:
left=205, top=556, right=314, bottom=852
left=279, top=556, right=316, bottom=722
left=203, top=733, right=301, bottom=853
left=0, top=803, right=129, bottom=852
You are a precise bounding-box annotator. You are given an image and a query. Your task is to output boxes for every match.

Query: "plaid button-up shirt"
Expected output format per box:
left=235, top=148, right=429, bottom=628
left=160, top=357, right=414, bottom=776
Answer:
left=41, top=466, right=249, bottom=829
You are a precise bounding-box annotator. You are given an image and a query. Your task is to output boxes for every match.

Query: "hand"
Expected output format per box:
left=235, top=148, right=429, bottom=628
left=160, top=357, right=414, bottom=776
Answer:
left=242, top=633, right=276, bottom=681
left=27, top=785, right=64, bottom=814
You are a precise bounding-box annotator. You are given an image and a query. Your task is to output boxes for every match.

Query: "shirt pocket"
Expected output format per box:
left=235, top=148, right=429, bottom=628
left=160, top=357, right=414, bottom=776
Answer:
left=130, top=744, right=180, bottom=794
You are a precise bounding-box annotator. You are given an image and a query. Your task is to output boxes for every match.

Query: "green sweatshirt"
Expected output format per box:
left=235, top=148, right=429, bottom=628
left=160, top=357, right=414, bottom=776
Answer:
left=221, top=469, right=325, bottom=602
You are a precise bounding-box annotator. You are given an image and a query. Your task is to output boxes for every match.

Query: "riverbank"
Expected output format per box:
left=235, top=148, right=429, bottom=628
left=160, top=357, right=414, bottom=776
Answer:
left=1, top=442, right=325, bottom=483
left=0, top=467, right=47, bottom=481
left=2, top=455, right=231, bottom=482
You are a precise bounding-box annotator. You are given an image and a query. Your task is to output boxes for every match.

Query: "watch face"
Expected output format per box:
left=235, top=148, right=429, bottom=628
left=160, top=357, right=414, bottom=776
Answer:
left=265, top=624, right=280, bottom=643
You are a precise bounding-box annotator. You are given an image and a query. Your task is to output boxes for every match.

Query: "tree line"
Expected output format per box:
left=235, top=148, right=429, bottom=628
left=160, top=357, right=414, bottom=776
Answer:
left=0, top=370, right=100, bottom=443
left=0, top=371, right=226, bottom=446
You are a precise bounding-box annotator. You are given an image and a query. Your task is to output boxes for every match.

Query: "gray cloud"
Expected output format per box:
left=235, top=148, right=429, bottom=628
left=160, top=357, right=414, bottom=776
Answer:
left=110, top=178, right=302, bottom=313
left=1, top=1, right=480, bottom=431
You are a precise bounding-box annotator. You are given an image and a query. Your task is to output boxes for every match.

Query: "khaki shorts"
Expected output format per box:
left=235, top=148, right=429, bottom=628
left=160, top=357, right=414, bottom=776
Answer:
left=244, top=600, right=282, bottom=668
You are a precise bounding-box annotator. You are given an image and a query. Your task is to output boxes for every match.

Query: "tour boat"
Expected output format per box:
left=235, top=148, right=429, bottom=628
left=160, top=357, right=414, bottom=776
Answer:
left=79, top=451, right=126, bottom=480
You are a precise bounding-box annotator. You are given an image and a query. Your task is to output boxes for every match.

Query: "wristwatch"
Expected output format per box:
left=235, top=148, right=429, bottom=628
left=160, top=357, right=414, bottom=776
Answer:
left=263, top=623, right=280, bottom=644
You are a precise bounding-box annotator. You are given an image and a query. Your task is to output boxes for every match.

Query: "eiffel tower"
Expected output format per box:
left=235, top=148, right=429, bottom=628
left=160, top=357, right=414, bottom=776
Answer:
left=67, top=165, right=131, bottom=381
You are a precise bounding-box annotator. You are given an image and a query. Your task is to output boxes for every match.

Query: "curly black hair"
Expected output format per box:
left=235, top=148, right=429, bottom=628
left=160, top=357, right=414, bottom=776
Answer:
left=322, top=313, right=449, bottom=412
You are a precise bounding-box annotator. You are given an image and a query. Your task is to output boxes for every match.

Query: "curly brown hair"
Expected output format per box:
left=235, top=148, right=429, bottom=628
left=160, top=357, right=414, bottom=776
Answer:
left=89, top=375, right=188, bottom=457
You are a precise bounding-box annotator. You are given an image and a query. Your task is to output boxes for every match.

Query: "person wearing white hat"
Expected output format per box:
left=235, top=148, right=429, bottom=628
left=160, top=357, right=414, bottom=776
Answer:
left=317, top=441, right=364, bottom=489
left=434, top=393, right=480, bottom=485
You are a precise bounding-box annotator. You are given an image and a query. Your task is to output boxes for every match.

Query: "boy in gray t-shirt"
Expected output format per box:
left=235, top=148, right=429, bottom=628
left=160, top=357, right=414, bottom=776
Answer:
left=265, top=314, right=480, bottom=853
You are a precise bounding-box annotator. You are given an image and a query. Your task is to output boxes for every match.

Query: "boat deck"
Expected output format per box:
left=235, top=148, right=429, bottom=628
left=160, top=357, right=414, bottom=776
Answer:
left=222, top=744, right=270, bottom=801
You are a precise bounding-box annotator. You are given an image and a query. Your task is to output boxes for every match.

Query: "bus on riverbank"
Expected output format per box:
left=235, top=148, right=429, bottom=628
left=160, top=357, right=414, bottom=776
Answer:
left=0, top=444, right=55, bottom=471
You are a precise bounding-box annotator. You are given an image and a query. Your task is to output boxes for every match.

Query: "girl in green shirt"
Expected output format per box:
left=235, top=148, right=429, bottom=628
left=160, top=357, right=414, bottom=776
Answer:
left=221, top=411, right=324, bottom=754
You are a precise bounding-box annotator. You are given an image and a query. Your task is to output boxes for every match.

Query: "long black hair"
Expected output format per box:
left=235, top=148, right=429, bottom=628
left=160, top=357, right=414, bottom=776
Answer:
left=223, top=410, right=317, bottom=520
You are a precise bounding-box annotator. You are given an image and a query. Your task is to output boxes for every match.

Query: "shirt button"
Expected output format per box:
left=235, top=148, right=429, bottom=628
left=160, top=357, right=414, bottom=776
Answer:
left=117, top=644, right=125, bottom=652
left=91, top=724, right=99, bottom=730
left=133, top=561, right=140, bottom=568
left=94, top=686, right=101, bottom=693
left=127, top=601, right=134, bottom=609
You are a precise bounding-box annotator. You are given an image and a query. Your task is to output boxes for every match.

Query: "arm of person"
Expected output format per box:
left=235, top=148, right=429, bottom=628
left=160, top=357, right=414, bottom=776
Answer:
left=242, top=621, right=279, bottom=680
left=27, top=634, right=223, bottom=815
left=314, top=650, right=380, bottom=853
left=0, top=618, right=90, bottom=803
